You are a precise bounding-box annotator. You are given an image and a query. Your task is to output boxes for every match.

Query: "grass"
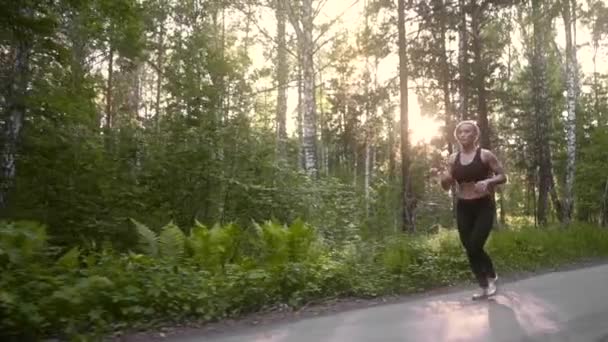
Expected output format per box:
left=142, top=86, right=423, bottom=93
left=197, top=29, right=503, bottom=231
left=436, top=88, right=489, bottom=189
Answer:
left=1, top=220, right=608, bottom=341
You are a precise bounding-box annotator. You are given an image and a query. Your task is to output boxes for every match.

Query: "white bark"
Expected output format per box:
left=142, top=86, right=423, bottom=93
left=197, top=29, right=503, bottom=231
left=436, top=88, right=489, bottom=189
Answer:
left=562, top=0, right=578, bottom=223
left=275, top=0, right=288, bottom=162
left=287, top=0, right=318, bottom=177
left=155, top=21, right=165, bottom=131
left=1, top=39, right=31, bottom=210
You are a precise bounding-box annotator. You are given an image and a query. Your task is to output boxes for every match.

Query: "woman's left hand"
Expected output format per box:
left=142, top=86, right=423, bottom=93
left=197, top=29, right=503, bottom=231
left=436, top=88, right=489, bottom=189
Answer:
left=474, top=180, right=490, bottom=193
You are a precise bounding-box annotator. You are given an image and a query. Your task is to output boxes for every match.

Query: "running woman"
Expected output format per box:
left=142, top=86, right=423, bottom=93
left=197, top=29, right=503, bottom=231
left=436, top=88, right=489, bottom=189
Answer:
left=440, top=120, right=507, bottom=299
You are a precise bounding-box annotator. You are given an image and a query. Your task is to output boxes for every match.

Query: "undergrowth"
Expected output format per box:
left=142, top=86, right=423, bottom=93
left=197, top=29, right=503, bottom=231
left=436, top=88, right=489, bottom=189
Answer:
left=1, top=220, right=608, bottom=341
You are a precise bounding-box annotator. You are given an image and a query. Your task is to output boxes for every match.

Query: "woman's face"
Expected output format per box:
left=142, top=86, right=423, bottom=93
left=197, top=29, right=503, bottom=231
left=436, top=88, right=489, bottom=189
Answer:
left=456, top=123, right=477, bottom=147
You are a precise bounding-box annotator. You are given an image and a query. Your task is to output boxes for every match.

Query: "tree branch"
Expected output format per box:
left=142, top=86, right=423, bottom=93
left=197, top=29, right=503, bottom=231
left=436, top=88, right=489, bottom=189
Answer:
left=233, top=3, right=299, bottom=59
left=313, top=0, right=330, bottom=20
left=285, top=0, right=304, bottom=39
left=251, top=77, right=301, bottom=96
left=313, top=0, right=360, bottom=45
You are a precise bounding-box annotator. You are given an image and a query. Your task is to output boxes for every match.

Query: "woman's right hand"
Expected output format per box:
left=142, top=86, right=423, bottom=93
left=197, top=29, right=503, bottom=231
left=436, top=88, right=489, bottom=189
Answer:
left=439, top=172, right=453, bottom=190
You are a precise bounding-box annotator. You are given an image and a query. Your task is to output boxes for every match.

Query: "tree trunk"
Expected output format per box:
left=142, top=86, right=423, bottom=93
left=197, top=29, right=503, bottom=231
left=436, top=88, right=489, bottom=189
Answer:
left=155, top=22, right=165, bottom=131
left=592, top=35, right=599, bottom=117
left=297, top=64, right=304, bottom=169
left=532, top=0, right=553, bottom=226
left=458, top=0, right=469, bottom=121
left=318, top=60, right=329, bottom=176
left=439, top=0, right=453, bottom=154
left=499, top=189, right=506, bottom=225
left=364, top=1, right=371, bottom=218
left=365, top=139, right=371, bottom=216
left=106, top=45, right=114, bottom=130
left=561, top=0, right=578, bottom=224
left=353, top=148, right=358, bottom=188
left=398, top=0, right=415, bottom=231
left=532, top=178, right=537, bottom=227
left=275, top=0, right=288, bottom=162
left=388, top=115, right=396, bottom=182
left=439, top=0, right=458, bottom=218
left=550, top=179, right=563, bottom=222
left=601, top=176, right=608, bottom=227
left=288, top=0, right=318, bottom=177
left=69, top=9, right=87, bottom=91
left=0, top=39, right=31, bottom=211
left=471, top=1, right=490, bottom=149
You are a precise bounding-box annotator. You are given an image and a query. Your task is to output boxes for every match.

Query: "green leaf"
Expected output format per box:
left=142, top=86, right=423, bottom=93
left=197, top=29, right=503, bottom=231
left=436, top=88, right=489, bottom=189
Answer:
left=56, top=246, right=80, bottom=269
left=159, top=221, right=186, bottom=261
left=130, top=218, right=158, bottom=257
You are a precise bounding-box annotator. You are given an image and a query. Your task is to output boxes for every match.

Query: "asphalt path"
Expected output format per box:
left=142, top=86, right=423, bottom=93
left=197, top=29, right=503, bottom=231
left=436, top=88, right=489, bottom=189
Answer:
left=170, top=263, right=608, bottom=342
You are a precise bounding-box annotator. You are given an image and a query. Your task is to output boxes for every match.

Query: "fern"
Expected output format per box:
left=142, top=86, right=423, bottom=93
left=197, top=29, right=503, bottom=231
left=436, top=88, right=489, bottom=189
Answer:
left=208, top=223, right=240, bottom=270
left=187, top=221, right=211, bottom=266
left=188, top=222, right=242, bottom=271
left=287, top=219, right=320, bottom=262
left=130, top=219, right=158, bottom=257
left=159, top=222, right=186, bottom=261
left=0, top=220, right=47, bottom=265
left=57, top=247, right=81, bottom=269
left=260, top=221, right=289, bottom=265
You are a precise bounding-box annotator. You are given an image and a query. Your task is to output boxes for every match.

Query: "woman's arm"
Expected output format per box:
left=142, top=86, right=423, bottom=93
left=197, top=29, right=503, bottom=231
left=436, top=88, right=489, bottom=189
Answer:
left=440, top=153, right=457, bottom=191
left=481, top=149, right=507, bottom=186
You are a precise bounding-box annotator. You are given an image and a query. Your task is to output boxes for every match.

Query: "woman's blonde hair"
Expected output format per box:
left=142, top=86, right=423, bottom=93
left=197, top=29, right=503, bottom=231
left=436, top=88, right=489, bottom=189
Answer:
left=453, top=120, right=480, bottom=144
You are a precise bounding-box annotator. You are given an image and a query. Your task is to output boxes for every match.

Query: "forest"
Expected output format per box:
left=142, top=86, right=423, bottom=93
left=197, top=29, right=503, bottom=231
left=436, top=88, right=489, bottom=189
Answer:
left=1, top=0, right=608, bottom=340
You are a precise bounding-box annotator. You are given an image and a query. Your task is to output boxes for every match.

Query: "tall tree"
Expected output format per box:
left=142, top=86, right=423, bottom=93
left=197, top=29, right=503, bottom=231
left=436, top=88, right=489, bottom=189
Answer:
left=471, top=0, right=490, bottom=149
left=437, top=0, right=455, bottom=154
left=275, top=0, right=288, bottom=162
left=458, top=0, right=469, bottom=121
left=287, top=0, right=318, bottom=177
left=561, top=0, right=578, bottom=224
left=0, top=6, right=32, bottom=210
left=398, top=0, right=415, bottom=231
left=531, top=0, right=555, bottom=225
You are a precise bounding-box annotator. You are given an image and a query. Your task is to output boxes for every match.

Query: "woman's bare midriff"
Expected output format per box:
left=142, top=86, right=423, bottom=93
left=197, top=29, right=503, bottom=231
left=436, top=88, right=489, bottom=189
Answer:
left=455, top=182, right=491, bottom=200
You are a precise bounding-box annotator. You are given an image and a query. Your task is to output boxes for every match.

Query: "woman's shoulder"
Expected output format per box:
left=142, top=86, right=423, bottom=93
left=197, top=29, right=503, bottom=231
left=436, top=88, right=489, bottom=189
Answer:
left=479, top=148, right=498, bottom=162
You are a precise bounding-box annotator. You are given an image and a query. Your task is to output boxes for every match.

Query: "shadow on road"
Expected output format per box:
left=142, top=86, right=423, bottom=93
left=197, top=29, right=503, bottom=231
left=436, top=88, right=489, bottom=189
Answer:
left=487, top=290, right=564, bottom=342
left=488, top=297, right=531, bottom=342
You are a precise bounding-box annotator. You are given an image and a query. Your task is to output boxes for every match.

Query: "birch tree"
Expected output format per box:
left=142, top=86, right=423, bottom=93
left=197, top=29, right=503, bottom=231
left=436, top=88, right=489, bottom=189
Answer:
left=286, top=0, right=318, bottom=177
left=561, top=0, right=579, bottom=224
left=275, top=0, right=289, bottom=162
left=398, top=0, right=415, bottom=231
left=0, top=10, right=32, bottom=210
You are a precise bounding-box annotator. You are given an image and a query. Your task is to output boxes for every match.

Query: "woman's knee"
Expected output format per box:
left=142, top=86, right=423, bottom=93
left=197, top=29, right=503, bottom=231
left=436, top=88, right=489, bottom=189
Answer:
left=466, top=248, right=484, bottom=259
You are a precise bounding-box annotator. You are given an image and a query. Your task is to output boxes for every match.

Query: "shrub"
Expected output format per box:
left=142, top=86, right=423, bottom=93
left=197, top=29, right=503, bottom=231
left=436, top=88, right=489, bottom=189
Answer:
left=1, top=220, right=608, bottom=340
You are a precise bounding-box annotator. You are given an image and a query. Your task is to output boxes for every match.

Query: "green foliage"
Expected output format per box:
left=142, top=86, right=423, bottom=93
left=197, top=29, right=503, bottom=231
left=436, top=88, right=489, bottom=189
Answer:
left=131, top=218, right=158, bottom=257
left=158, top=222, right=186, bottom=261
left=575, top=127, right=608, bottom=221
left=2, top=0, right=608, bottom=340
left=2, top=219, right=608, bottom=341
left=0, top=221, right=47, bottom=266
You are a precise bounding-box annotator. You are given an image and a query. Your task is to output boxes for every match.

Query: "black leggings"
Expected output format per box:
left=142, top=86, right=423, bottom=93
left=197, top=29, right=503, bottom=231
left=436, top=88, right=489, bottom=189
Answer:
left=456, top=196, right=496, bottom=288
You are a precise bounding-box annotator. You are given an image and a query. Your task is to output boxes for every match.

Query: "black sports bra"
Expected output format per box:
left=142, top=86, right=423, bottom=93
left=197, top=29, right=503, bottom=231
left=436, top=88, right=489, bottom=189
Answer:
left=452, top=148, right=491, bottom=184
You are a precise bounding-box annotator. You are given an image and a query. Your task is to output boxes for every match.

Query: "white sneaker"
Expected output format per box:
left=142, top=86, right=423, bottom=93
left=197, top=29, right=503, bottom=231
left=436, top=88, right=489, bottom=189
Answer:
left=472, top=288, right=489, bottom=300
left=472, top=278, right=497, bottom=300
left=486, top=279, right=497, bottom=296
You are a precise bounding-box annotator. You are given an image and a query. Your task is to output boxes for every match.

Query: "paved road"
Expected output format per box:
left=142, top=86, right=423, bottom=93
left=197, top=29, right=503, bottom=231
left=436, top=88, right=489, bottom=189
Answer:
left=175, top=264, right=608, bottom=342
